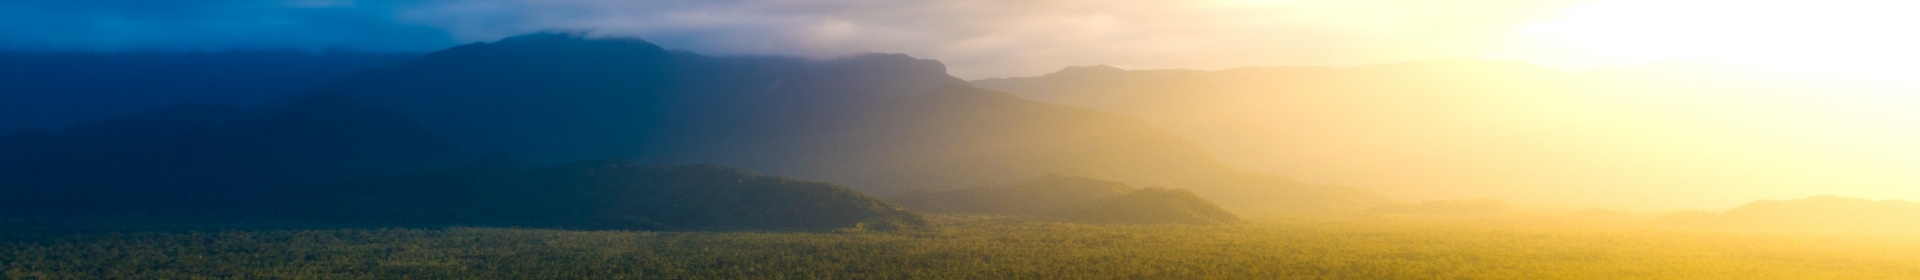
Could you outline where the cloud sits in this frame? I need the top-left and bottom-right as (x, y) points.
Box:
(0, 0), (1590, 78)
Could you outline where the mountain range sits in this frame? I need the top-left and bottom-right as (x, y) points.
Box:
(0, 93), (927, 231)
(0, 50), (417, 134)
(891, 174), (1239, 225)
(0, 32), (1384, 231)
(973, 60), (1919, 209)
(1659, 196), (1920, 234)
(307, 33), (1384, 211)
(303, 158), (930, 231)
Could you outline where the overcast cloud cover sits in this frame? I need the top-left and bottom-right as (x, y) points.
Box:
(0, 0), (1588, 78)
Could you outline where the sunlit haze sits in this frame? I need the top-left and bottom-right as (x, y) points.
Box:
(8, 0), (1920, 277)
(2, 0), (1917, 210)
(1507, 0), (1920, 86)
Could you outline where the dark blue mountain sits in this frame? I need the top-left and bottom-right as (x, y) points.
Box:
(309, 33), (1385, 211)
(0, 50), (417, 134)
(0, 93), (470, 216)
(890, 174), (1239, 225)
(301, 159), (928, 231)
(2, 33), (1385, 218)
(315, 33), (961, 164)
(0, 92), (928, 231)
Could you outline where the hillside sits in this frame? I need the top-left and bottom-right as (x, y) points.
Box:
(0, 94), (470, 216)
(310, 33), (1385, 211)
(891, 175), (1238, 225)
(1365, 199), (1513, 216)
(1658, 196), (1920, 234)
(0, 51), (416, 134)
(302, 159), (928, 231)
(971, 61), (1920, 209)
(313, 33), (962, 164)
(0, 93), (925, 231)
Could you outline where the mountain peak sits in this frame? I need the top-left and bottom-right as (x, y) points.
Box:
(1049, 65), (1128, 76)
(495, 32), (590, 43)
(491, 32), (664, 49)
(420, 32), (672, 64)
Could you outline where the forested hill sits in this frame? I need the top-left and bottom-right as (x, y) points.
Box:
(0, 93), (471, 216)
(0, 93), (926, 231)
(970, 61), (1917, 209)
(890, 174), (1240, 225)
(0, 32), (1386, 216)
(313, 32), (964, 164)
(1660, 196), (1920, 234)
(302, 158), (929, 231)
(0, 51), (417, 134)
(309, 32), (1385, 211)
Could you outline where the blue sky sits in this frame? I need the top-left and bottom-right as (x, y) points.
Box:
(0, 0), (455, 52)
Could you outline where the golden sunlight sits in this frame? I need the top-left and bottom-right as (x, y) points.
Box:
(1519, 0), (1920, 84)
(12, 1), (1920, 278)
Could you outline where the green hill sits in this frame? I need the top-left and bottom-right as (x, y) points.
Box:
(303, 159), (929, 232)
(311, 33), (1386, 212)
(971, 61), (1918, 209)
(1366, 199), (1513, 216)
(891, 175), (1236, 225)
(1659, 196), (1920, 234)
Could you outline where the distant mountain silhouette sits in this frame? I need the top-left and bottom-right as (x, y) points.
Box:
(0, 50), (417, 134)
(1063, 188), (1239, 225)
(891, 174), (1136, 215)
(1365, 199), (1513, 216)
(314, 33), (962, 164)
(1659, 196), (1920, 234)
(299, 159), (928, 231)
(890, 175), (1238, 225)
(0, 94), (470, 216)
(309, 33), (1384, 211)
(970, 60), (1919, 209)
(0, 93), (925, 231)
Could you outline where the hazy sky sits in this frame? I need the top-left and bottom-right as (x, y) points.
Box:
(5, 0), (1917, 80)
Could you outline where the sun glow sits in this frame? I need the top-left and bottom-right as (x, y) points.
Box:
(1517, 0), (1920, 85)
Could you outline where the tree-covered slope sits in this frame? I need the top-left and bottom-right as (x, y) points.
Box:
(1658, 196), (1920, 234)
(0, 92), (925, 232)
(891, 175), (1237, 225)
(0, 50), (417, 134)
(305, 159), (929, 231)
(0, 94), (470, 216)
(971, 61), (1920, 209)
(309, 33), (1384, 211)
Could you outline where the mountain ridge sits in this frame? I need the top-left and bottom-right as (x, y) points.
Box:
(309, 33), (1385, 211)
(970, 59), (1917, 210)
